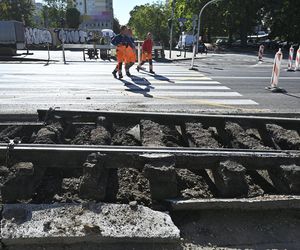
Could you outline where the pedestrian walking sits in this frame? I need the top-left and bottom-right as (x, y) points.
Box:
(258, 44), (264, 62)
(111, 26), (134, 79)
(137, 32), (155, 74)
(124, 28), (136, 77)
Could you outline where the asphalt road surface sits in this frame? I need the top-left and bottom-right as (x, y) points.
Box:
(179, 52), (300, 114)
(0, 50), (299, 115)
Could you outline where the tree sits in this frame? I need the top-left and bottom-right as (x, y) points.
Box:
(41, 0), (67, 28)
(66, 7), (80, 28)
(126, 0), (300, 46)
(0, 0), (34, 26)
(263, 0), (300, 43)
(173, 0), (264, 45)
(128, 3), (170, 45)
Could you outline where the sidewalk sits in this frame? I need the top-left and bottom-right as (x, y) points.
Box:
(163, 49), (209, 62)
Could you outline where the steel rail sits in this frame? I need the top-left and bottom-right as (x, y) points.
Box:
(37, 109), (300, 129)
(0, 122), (44, 129)
(0, 143), (299, 154)
(166, 196), (300, 211)
(1, 144), (299, 170)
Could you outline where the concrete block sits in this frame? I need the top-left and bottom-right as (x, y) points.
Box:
(79, 153), (109, 200)
(212, 160), (249, 198)
(143, 155), (177, 200)
(269, 165), (300, 194)
(1, 203), (180, 246)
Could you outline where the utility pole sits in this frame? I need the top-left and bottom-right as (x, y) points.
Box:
(169, 0), (176, 59)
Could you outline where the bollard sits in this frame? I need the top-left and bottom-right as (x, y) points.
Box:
(266, 48), (286, 93)
(258, 44), (264, 62)
(295, 46), (300, 71)
(287, 45), (295, 71)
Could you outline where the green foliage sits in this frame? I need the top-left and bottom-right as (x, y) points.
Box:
(132, 0), (299, 45)
(263, 0), (300, 42)
(41, 0), (67, 28)
(66, 7), (80, 28)
(128, 2), (170, 45)
(0, 0), (34, 26)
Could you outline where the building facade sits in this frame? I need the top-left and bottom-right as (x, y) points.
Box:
(74, 0), (113, 30)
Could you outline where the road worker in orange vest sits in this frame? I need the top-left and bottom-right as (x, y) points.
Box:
(111, 26), (134, 79)
(137, 32), (155, 74)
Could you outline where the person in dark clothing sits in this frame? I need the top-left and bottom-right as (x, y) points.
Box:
(111, 26), (134, 79)
(137, 32), (155, 74)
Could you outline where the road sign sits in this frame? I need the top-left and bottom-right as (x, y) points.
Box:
(178, 18), (187, 23)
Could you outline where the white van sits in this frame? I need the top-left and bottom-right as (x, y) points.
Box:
(176, 34), (196, 51)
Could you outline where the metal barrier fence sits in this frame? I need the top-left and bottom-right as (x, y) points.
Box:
(62, 42), (164, 64)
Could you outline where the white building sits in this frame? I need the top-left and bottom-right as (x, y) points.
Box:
(74, 0), (113, 30)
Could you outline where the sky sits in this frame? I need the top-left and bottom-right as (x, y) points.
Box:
(35, 0), (164, 25)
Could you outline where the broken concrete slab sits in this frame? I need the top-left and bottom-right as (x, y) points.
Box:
(184, 122), (220, 148)
(1, 203), (180, 246)
(266, 124), (300, 150)
(126, 124), (141, 142)
(140, 120), (182, 147)
(212, 160), (249, 198)
(90, 126), (111, 145)
(1, 162), (45, 203)
(225, 122), (268, 150)
(33, 123), (63, 144)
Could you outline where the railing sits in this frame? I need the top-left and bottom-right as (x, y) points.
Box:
(62, 42), (164, 63)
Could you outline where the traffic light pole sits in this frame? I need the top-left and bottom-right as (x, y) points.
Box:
(169, 0), (176, 59)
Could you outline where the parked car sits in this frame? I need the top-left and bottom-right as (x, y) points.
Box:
(215, 38), (229, 46)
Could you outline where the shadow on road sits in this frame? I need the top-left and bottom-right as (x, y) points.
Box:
(120, 79), (153, 98)
(129, 75), (154, 89)
(282, 92), (300, 99)
(140, 71), (174, 83)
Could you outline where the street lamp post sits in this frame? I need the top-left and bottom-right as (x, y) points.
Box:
(190, 0), (221, 69)
(60, 18), (66, 64)
(169, 0), (176, 59)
